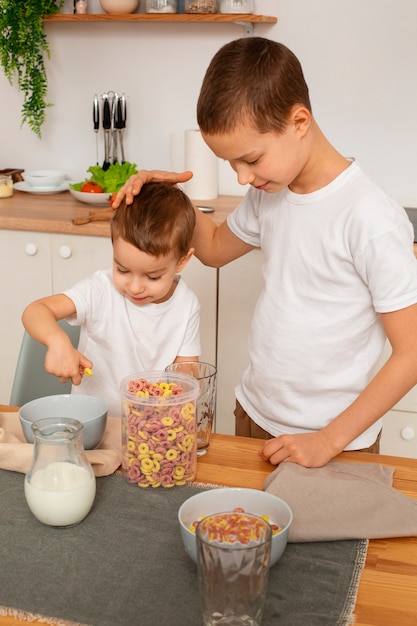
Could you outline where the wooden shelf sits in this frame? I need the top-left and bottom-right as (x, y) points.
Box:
(43, 13), (277, 35)
(44, 13), (276, 23)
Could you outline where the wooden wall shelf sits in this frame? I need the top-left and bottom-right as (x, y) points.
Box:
(43, 13), (277, 35)
(44, 14), (277, 24)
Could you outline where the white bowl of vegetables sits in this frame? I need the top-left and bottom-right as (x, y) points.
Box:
(69, 162), (137, 206)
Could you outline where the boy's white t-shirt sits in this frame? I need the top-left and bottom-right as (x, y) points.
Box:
(64, 269), (200, 417)
(228, 161), (417, 449)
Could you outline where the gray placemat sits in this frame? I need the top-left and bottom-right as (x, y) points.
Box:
(0, 470), (367, 626)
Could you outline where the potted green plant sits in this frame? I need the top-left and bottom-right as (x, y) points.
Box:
(0, 0), (63, 137)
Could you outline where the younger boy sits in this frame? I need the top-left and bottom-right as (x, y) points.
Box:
(22, 182), (200, 417)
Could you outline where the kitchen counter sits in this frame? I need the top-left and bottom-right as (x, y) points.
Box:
(0, 190), (240, 236)
(2, 191), (417, 258)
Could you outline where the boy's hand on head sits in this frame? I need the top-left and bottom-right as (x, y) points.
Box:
(112, 169), (193, 209)
(259, 431), (339, 468)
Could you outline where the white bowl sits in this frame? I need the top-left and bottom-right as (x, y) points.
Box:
(22, 170), (66, 189)
(100, 0), (139, 13)
(19, 394), (108, 450)
(69, 186), (112, 206)
(178, 487), (292, 567)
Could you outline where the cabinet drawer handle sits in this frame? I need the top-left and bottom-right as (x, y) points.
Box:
(24, 243), (38, 256)
(401, 427), (415, 441)
(58, 245), (72, 259)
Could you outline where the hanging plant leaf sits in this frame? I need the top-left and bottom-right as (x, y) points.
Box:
(0, 0), (63, 137)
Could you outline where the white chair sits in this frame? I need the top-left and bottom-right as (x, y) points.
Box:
(10, 320), (80, 406)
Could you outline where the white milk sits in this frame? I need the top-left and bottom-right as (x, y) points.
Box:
(24, 461), (96, 527)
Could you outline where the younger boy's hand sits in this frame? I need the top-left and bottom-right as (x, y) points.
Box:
(112, 169), (193, 209)
(259, 431), (339, 468)
(44, 344), (93, 387)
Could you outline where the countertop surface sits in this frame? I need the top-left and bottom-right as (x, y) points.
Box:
(2, 191), (417, 260)
(0, 190), (241, 236)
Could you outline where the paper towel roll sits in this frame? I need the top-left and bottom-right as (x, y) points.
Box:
(183, 129), (218, 200)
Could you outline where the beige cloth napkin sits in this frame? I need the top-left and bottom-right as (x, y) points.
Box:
(0, 411), (122, 477)
(264, 461), (417, 543)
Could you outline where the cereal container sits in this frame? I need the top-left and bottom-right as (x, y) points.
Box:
(121, 371), (200, 488)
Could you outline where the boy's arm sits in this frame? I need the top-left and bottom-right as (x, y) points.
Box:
(192, 206), (254, 268)
(261, 302), (417, 468)
(22, 294), (92, 386)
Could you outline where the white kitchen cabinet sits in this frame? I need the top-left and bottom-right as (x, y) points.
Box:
(380, 409), (417, 458)
(0, 230), (52, 402)
(216, 249), (264, 434)
(0, 230), (216, 403)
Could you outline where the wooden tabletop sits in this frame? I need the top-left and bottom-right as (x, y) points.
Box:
(0, 190), (240, 236)
(1, 433), (416, 626)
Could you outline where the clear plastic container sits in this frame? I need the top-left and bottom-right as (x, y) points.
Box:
(146, 0), (178, 12)
(184, 0), (217, 13)
(219, 0), (254, 12)
(121, 371), (199, 488)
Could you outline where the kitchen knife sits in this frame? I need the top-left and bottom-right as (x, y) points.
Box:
(111, 93), (118, 164)
(116, 93), (126, 164)
(93, 94), (100, 165)
(102, 94), (111, 171)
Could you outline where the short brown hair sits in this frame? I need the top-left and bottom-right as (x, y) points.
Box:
(111, 182), (195, 259)
(197, 37), (311, 135)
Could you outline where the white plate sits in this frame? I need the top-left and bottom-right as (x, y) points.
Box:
(69, 186), (112, 206)
(14, 181), (69, 195)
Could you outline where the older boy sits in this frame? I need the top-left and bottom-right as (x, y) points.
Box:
(115, 38), (417, 467)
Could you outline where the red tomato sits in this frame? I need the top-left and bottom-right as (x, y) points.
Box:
(81, 181), (104, 193)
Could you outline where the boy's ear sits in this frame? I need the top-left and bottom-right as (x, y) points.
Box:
(176, 248), (195, 272)
(290, 105), (311, 136)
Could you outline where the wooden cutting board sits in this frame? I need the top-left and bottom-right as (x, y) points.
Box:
(72, 208), (113, 225)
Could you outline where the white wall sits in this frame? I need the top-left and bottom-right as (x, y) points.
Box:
(1, 0), (417, 204)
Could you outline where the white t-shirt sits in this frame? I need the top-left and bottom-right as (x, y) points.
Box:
(64, 269), (200, 417)
(228, 161), (417, 449)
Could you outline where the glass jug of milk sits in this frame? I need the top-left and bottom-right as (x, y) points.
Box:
(24, 417), (96, 527)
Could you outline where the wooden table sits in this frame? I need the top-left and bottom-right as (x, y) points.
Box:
(1, 433), (416, 625)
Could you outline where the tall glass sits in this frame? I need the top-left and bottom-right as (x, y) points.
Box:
(196, 511), (272, 625)
(165, 361), (216, 455)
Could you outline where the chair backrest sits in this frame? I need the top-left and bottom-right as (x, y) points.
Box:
(9, 320), (81, 407)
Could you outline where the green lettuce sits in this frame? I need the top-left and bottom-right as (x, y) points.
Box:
(70, 162), (138, 193)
